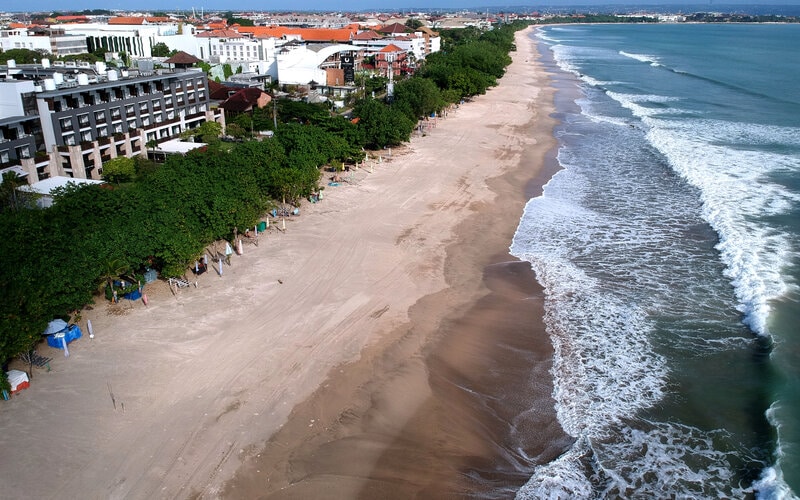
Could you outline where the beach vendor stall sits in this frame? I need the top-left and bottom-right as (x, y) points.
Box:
(42, 319), (82, 353)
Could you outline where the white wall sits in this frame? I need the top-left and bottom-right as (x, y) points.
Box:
(0, 81), (34, 118)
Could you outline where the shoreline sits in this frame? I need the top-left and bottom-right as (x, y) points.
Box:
(223, 28), (568, 498)
(0, 27), (564, 499)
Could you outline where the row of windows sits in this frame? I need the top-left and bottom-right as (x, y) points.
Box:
(0, 145), (33, 163)
(59, 92), (206, 130)
(50, 81), (206, 111)
(61, 105), (206, 145)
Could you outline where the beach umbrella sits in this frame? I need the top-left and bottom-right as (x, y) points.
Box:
(43, 319), (68, 335)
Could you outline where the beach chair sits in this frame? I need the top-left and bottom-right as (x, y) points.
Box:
(168, 277), (190, 288)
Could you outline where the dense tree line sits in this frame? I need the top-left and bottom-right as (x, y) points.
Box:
(536, 14), (658, 24)
(0, 21), (524, 389)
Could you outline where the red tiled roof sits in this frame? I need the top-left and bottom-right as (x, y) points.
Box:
(55, 15), (89, 22)
(208, 80), (237, 100)
(109, 17), (146, 25)
(164, 51), (201, 64)
(220, 88), (270, 113)
(379, 43), (404, 53)
(238, 26), (356, 43)
(377, 23), (409, 35)
(196, 29), (243, 38)
(352, 30), (382, 41)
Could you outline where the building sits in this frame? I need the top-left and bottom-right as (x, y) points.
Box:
(375, 44), (410, 77)
(1, 60), (223, 183)
(0, 26), (88, 56)
(275, 42), (360, 87)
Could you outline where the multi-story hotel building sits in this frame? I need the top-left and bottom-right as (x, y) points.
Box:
(1, 60), (223, 183)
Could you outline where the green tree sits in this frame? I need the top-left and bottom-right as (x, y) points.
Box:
(393, 77), (444, 121)
(151, 42), (172, 57)
(193, 121), (222, 144)
(226, 122), (249, 140)
(353, 98), (415, 149)
(0, 48), (43, 64)
(102, 156), (136, 184)
(0, 171), (37, 212)
(222, 63), (234, 80)
(405, 18), (423, 30)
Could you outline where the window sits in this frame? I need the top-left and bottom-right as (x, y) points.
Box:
(126, 105), (135, 115)
(79, 114), (90, 127)
(64, 134), (76, 146)
(82, 131), (92, 142)
(60, 117), (73, 130)
(94, 111), (106, 123)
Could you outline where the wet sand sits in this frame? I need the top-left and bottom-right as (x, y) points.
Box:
(223, 28), (571, 499)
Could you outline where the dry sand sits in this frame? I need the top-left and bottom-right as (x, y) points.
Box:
(0, 27), (566, 499)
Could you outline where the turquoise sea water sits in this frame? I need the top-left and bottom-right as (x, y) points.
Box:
(511, 24), (800, 498)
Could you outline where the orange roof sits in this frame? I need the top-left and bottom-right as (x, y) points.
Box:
(238, 26), (356, 43)
(146, 16), (171, 23)
(380, 44), (404, 53)
(197, 29), (243, 38)
(8, 22), (28, 28)
(207, 22), (228, 30)
(109, 17), (146, 25)
(352, 30), (382, 41)
(55, 15), (88, 21)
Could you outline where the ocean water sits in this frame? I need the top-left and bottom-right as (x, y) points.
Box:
(511, 24), (800, 498)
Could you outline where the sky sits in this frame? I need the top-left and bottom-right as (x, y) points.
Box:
(6, 0), (798, 14)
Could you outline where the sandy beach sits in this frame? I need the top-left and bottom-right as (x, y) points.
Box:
(0, 27), (565, 499)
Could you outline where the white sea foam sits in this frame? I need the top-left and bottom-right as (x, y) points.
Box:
(551, 44), (624, 88)
(619, 50), (661, 66)
(604, 92), (800, 337)
(754, 403), (800, 500)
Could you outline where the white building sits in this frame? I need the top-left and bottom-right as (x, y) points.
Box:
(195, 29), (280, 80)
(275, 42), (359, 87)
(0, 27), (87, 56)
(56, 21), (198, 59)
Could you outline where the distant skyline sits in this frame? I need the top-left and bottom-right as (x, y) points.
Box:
(5, 1), (800, 14)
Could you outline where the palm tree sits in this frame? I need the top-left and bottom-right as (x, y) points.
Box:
(0, 171), (28, 212)
(98, 257), (129, 300)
